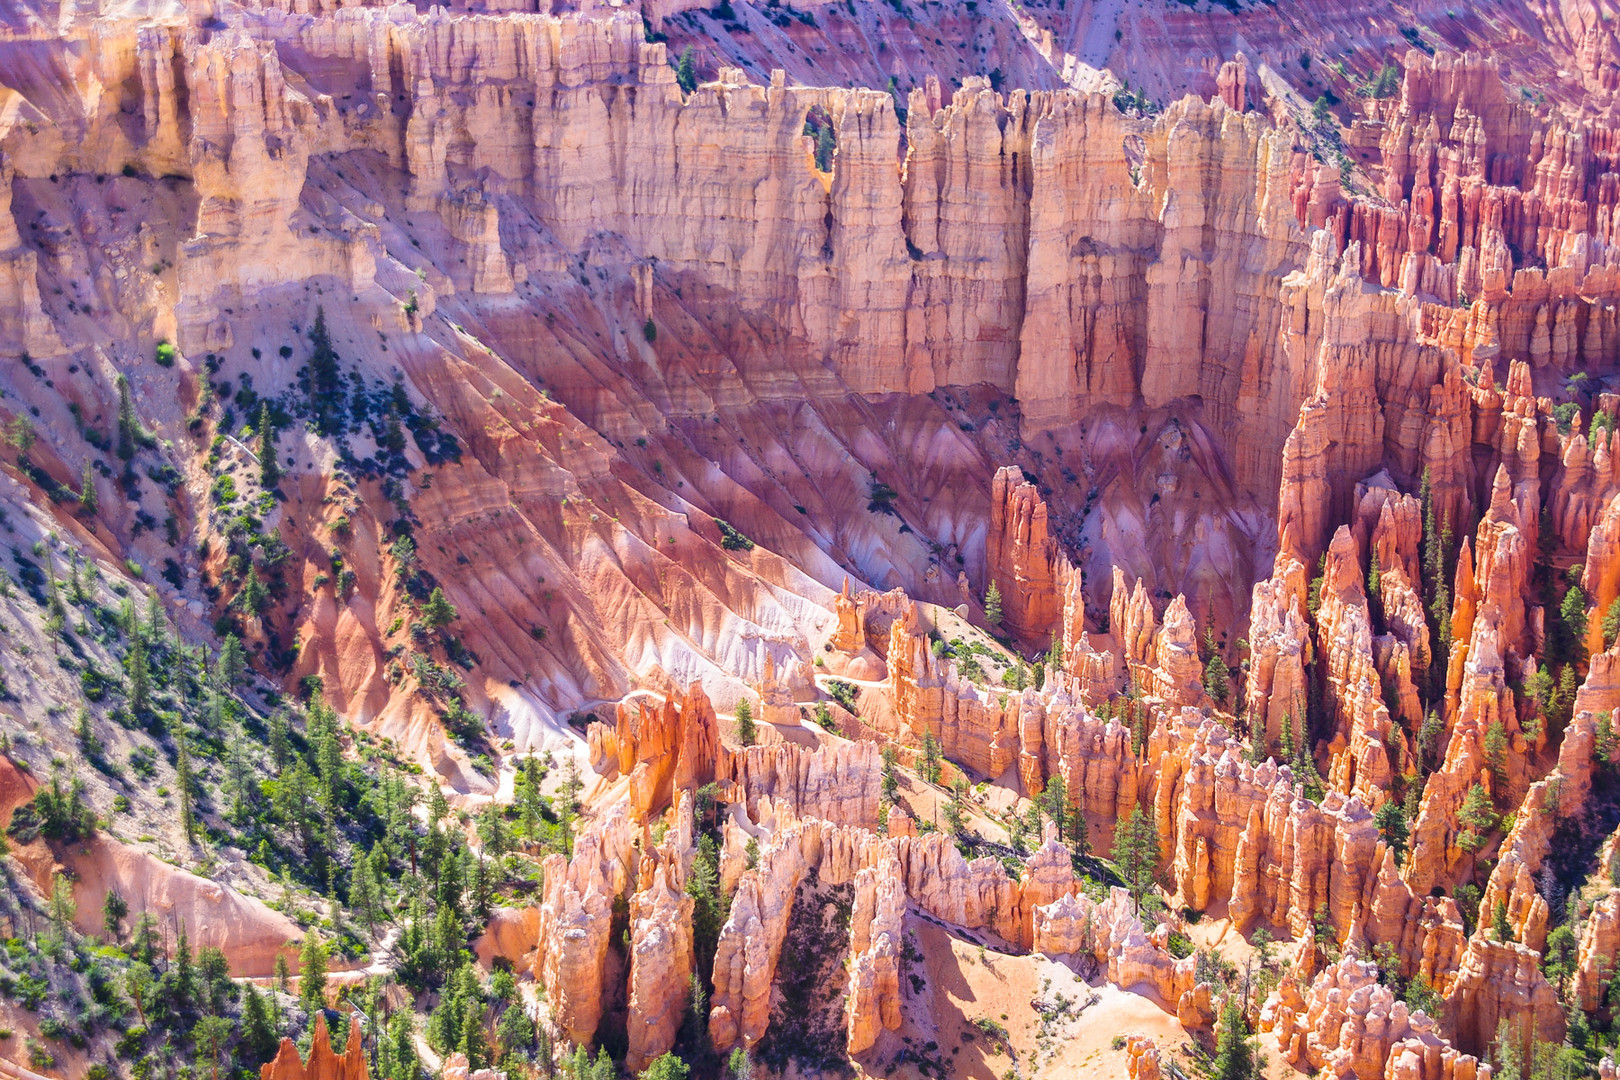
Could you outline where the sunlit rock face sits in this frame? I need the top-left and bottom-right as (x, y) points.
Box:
(11, 2), (1620, 1078)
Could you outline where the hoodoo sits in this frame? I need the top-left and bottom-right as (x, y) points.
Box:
(1, 1), (1620, 1079)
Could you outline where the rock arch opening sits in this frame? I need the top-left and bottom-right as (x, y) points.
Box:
(1123, 134), (1146, 187)
(803, 104), (837, 176)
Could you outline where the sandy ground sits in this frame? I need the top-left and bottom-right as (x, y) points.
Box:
(855, 915), (1194, 1080)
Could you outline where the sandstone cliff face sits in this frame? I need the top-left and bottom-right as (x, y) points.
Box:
(12, 818), (303, 977)
(1030, 885), (1199, 1008)
(260, 1015), (368, 1080)
(987, 464), (1073, 644)
(0, 0), (1575, 794)
(721, 738), (882, 828)
(1243, 550), (1311, 753)
(1447, 937), (1565, 1061)
(708, 814), (873, 1051)
(1314, 524), (1399, 803)
(1478, 709), (1605, 954)
(1575, 888), (1620, 1014)
(12, 0), (1620, 771)
(625, 864), (695, 1072)
(700, 793), (1196, 1054)
(1259, 957), (1486, 1080)
(588, 684), (719, 820)
(845, 852), (904, 1053)
(16, 0), (1620, 1074)
(535, 805), (638, 1045)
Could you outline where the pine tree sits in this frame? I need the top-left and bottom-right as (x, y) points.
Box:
(1420, 468), (1439, 585)
(638, 1055), (691, 1080)
(1551, 664), (1579, 730)
(1210, 994), (1264, 1080)
(734, 697), (756, 746)
(116, 375), (140, 460)
(1561, 583), (1589, 658)
(383, 1012), (418, 1080)
(421, 586), (458, 630)
(3, 415), (33, 457)
(102, 889), (127, 942)
(880, 744), (899, 802)
(257, 401), (281, 489)
(1431, 580), (1453, 697)
(815, 122), (835, 172)
(1596, 709), (1619, 767)
(1457, 783), (1498, 859)
(1248, 726), (1268, 765)
(1039, 774), (1069, 843)
(1110, 805), (1161, 902)
(175, 721), (196, 844)
(47, 871), (75, 941)
(66, 551), (85, 605)
(128, 912), (159, 967)
(75, 707), (101, 758)
(1492, 1017), (1528, 1080)
(676, 47), (697, 94)
(1291, 726), (1324, 802)
(242, 984), (279, 1062)
(1374, 799), (1409, 866)
(226, 719), (253, 824)
(459, 1000), (490, 1069)
(1204, 649), (1229, 707)
(308, 307), (341, 434)
(122, 961), (154, 1026)
(1307, 553), (1326, 617)
(172, 921), (195, 1007)
(127, 615), (150, 716)
(269, 710), (292, 771)
(382, 406), (407, 459)
(1417, 709), (1443, 773)
(351, 860), (378, 935)
(299, 934), (329, 1017)
(683, 970), (708, 1058)
(686, 842), (725, 977)
(1492, 899), (1513, 942)
(944, 776), (968, 836)
(920, 731), (942, 784)
(218, 633), (246, 690)
(984, 580), (1003, 626)
(239, 565), (268, 616)
(78, 460), (97, 517)
(43, 548), (65, 641)
(1483, 719), (1509, 791)
(496, 999), (534, 1062)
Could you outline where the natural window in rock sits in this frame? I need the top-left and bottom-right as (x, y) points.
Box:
(1123, 134), (1146, 187)
(803, 104), (837, 174)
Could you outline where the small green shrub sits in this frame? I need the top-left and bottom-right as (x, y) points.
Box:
(714, 518), (754, 551)
(826, 680), (858, 713)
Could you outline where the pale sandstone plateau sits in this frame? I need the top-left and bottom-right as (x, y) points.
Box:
(1, 0), (1620, 1078)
